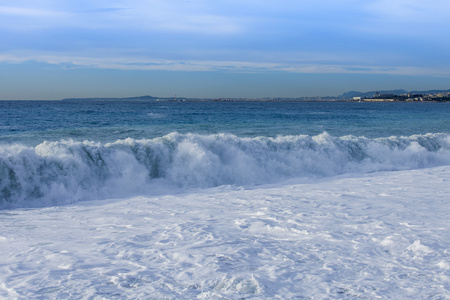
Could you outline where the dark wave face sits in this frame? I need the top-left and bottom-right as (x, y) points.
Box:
(1, 132), (449, 209)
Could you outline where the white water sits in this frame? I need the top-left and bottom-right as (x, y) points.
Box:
(1, 132), (450, 209)
(0, 166), (449, 298)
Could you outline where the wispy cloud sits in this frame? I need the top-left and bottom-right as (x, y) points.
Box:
(1, 1), (449, 76)
(0, 5), (69, 30)
(0, 1), (243, 34)
(365, 0), (449, 20)
(119, 1), (243, 34)
(1, 50), (449, 77)
(0, 6), (58, 17)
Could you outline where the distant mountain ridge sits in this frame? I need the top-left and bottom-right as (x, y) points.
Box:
(340, 89), (450, 99)
(62, 95), (159, 101)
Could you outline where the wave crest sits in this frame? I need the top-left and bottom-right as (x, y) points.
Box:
(1, 132), (449, 208)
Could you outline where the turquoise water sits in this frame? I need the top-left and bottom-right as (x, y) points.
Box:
(1, 100), (449, 145)
(1, 100), (449, 208)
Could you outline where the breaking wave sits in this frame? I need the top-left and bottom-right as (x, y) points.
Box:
(1, 132), (449, 208)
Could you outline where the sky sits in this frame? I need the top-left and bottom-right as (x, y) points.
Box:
(1, 0), (449, 99)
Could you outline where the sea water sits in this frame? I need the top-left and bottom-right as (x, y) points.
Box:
(0, 100), (449, 298)
(1, 100), (449, 144)
(1, 100), (449, 208)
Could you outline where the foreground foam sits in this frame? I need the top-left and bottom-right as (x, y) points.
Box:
(1, 132), (449, 208)
(0, 166), (449, 298)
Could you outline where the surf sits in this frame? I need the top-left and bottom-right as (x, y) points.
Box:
(1, 132), (449, 208)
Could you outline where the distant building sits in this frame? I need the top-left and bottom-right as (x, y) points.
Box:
(364, 98), (394, 102)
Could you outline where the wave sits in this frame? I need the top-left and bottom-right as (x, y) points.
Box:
(1, 132), (449, 208)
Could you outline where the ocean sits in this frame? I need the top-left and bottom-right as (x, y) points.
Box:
(0, 100), (449, 298)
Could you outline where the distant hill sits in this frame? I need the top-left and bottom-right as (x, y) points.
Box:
(62, 95), (158, 101)
(410, 89), (450, 94)
(340, 89), (450, 99)
(339, 90), (408, 99)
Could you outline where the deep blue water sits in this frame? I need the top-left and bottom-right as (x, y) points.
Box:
(1, 100), (449, 145)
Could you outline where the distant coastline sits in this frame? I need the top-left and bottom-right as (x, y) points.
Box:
(60, 89), (450, 102)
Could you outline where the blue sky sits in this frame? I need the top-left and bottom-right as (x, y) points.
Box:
(1, 0), (449, 99)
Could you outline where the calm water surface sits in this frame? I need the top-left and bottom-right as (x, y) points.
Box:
(0, 100), (449, 145)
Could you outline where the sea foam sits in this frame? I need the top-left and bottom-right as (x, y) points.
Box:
(1, 132), (449, 208)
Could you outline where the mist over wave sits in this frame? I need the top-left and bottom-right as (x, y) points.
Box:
(1, 132), (449, 208)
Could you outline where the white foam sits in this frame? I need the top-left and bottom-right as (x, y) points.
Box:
(1, 132), (449, 208)
(0, 166), (448, 298)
